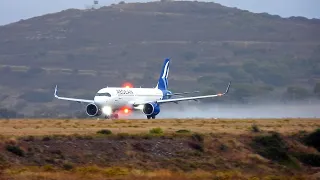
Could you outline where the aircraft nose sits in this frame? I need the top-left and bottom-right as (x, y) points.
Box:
(94, 96), (107, 106)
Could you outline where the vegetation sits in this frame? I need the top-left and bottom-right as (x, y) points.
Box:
(176, 129), (191, 134)
(0, 118), (319, 179)
(5, 145), (24, 157)
(295, 153), (320, 167)
(149, 127), (164, 135)
(303, 128), (320, 151)
(250, 124), (260, 133)
(251, 133), (291, 164)
(63, 162), (74, 171)
(96, 129), (113, 135)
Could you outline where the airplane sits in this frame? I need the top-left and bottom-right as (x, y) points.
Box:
(54, 58), (231, 119)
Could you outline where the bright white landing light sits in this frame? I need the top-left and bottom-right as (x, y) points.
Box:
(102, 106), (112, 115)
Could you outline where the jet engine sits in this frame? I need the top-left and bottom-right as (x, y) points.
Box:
(86, 103), (101, 117)
(143, 103), (160, 116)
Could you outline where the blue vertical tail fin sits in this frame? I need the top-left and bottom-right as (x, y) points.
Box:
(156, 58), (170, 90)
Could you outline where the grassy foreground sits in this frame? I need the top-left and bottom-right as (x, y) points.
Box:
(0, 118), (319, 136)
(0, 118), (320, 180)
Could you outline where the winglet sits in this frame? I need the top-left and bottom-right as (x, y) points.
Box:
(224, 81), (231, 95)
(54, 85), (58, 98)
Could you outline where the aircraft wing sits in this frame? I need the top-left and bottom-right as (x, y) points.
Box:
(172, 91), (200, 96)
(54, 85), (94, 103)
(133, 82), (230, 106)
(157, 82), (230, 104)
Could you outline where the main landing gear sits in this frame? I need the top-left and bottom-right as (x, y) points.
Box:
(104, 113), (119, 119)
(147, 115), (156, 119)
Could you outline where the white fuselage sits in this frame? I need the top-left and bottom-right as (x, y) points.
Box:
(93, 87), (163, 111)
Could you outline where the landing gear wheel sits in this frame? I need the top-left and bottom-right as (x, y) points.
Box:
(147, 115), (156, 119)
(104, 113), (119, 119)
(111, 113), (119, 119)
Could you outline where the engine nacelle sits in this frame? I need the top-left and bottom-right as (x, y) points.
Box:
(143, 103), (160, 116)
(86, 103), (101, 117)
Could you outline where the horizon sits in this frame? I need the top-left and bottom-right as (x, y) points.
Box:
(0, 0), (319, 26)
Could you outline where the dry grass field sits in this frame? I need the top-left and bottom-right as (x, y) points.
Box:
(0, 118), (320, 180)
(0, 118), (319, 136)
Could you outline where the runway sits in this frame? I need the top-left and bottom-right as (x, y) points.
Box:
(129, 102), (320, 119)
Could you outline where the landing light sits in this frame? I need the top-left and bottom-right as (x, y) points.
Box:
(102, 106), (112, 115)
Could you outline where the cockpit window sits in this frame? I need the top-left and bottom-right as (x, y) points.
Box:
(96, 93), (111, 97)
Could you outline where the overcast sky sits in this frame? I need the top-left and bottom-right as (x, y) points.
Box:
(0, 0), (319, 25)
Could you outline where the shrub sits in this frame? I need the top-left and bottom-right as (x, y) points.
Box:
(116, 133), (130, 139)
(251, 124), (260, 133)
(6, 145), (24, 157)
(149, 127), (164, 135)
(191, 133), (204, 143)
(251, 133), (290, 163)
(23, 136), (35, 142)
(188, 133), (205, 152)
(188, 142), (204, 152)
(220, 144), (228, 151)
(63, 162), (74, 171)
(303, 129), (320, 151)
(43, 164), (55, 172)
(97, 129), (112, 135)
(176, 129), (191, 134)
(42, 136), (51, 141)
(295, 153), (320, 167)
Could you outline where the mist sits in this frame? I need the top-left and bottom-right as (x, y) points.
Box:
(128, 101), (320, 119)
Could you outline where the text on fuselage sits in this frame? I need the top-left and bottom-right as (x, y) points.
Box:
(116, 89), (134, 95)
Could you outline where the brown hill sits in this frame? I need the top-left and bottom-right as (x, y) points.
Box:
(0, 1), (319, 116)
